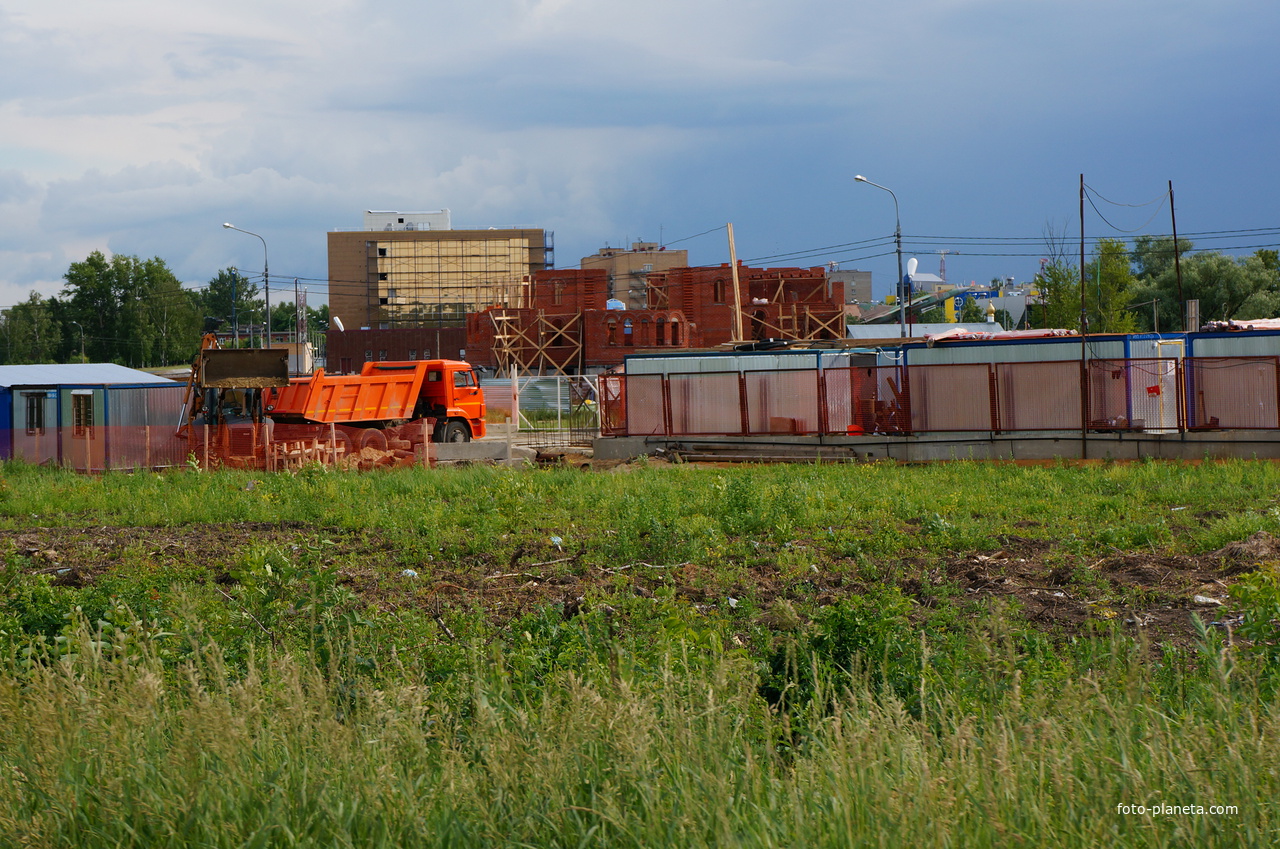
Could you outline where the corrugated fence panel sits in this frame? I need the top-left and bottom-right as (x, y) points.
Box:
(564, 355), (1280, 439)
(624, 375), (667, 435)
(744, 370), (820, 434)
(1086, 359), (1137, 430)
(1185, 357), (1280, 429)
(996, 361), (1081, 431)
(1087, 359), (1180, 431)
(822, 366), (880, 434)
(103, 426), (190, 469)
(670, 372), (743, 435)
(102, 385), (195, 469)
(907, 363), (994, 432)
(874, 366), (911, 433)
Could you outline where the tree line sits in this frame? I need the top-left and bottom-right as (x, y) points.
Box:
(0, 252), (328, 367)
(919, 236), (1279, 332)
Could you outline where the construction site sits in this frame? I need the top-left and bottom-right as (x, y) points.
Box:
(463, 262), (851, 375)
(5, 211), (1280, 472)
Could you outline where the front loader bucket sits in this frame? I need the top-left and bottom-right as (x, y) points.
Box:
(200, 349), (291, 389)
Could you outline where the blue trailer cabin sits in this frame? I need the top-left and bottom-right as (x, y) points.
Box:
(0, 364), (184, 470)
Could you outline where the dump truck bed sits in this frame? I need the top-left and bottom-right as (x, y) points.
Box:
(269, 362), (433, 424)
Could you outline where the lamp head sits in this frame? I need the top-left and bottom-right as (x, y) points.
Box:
(854, 175), (867, 182)
(222, 222), (233, 229)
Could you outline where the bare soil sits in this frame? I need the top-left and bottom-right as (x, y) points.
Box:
(5, 519), (1275, 651)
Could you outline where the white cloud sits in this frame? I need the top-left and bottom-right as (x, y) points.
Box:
(1, 0), (1278, 306)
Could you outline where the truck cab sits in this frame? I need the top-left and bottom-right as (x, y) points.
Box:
(416, 361), (487, 442)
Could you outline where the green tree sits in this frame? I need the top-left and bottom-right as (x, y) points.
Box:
(958, 297), (985, 324)
(60, 251), (201, 366)
(307, 303), (329, 335)
(200, 269), (263, 345)
(60, 251), (118, 362)
(1130, 249), (1279, 330)
(918, 305), (945, 324)
(1082, 239), (1137, 333)
(1131, 235), (1194, 281)
(0, 293), (61, 364)
(144, 264), (203, 366)
(1029, 260), (1081, 330)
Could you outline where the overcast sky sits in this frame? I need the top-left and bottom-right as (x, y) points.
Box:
(3, 0), (1278, 308)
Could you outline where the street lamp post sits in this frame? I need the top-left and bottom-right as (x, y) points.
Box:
(854, 175), (906, 338)
(223, 223), (269, 348)
(69, 320), (84, 362)
(228, 266), (239, 347)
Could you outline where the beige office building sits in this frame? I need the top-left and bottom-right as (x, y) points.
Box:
(580, 242), (689, 309)
(328, 212), (551, 330)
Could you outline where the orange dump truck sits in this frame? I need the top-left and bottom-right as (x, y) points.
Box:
(266, 359), (487, 445)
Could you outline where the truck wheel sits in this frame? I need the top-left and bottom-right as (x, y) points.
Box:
(357, 428), (388, 451)
(438, 421), (470, 443)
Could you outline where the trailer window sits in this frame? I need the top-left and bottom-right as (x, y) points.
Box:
(72, 392), (93, 438)
(23, 392), (46, 435)
(428, 370), (442, 382)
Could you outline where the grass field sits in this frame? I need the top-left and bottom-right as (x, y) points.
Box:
(0, 457), (1277, 847)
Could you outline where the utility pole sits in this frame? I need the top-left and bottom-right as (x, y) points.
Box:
(1170, 180), (1186, 328)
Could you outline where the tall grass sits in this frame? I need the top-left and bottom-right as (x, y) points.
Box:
(0, 622), (1270, 848)
(2, 459), (1279, 845)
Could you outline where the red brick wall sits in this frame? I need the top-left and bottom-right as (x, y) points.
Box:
(465, 264), (847, 371)
(528, 268), (608, 313)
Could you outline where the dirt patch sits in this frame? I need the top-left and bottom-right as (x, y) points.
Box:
(0, 523), (1263, 650)
(939, 538), (1257, 650)
(1207, 531), (1280, 574)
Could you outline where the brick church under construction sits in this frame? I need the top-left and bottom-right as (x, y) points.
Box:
(464, 263), (851, 375)
(322, 212), (853, 375)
